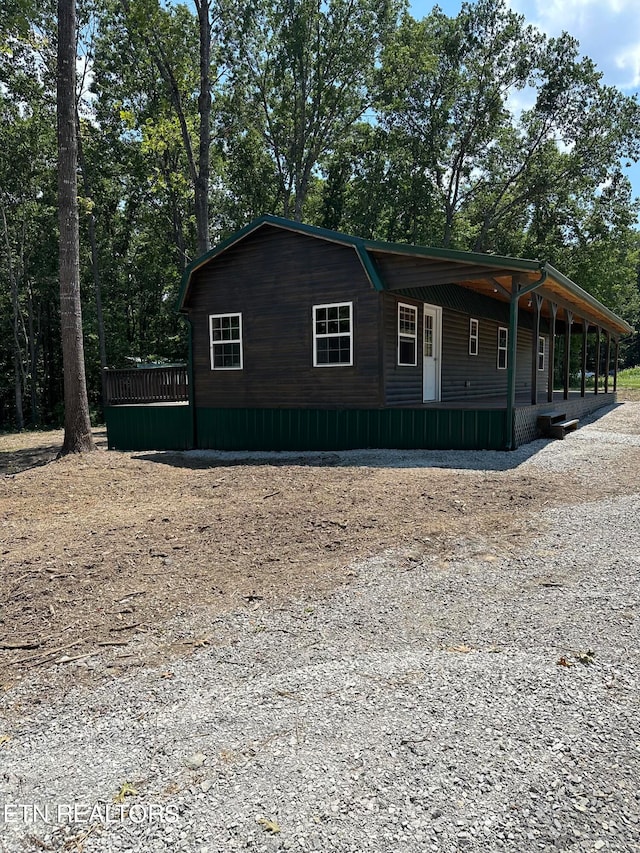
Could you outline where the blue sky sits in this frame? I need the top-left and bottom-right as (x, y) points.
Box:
(409, 0), (640, 210)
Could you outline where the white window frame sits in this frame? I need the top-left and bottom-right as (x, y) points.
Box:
(313, 301), (353, 367)
(209, 312), (243, 370)
(538, 336), (545, 371)
(497, 326), (508, 370)
(469, 318), (479, 356)
(397, 302), (418, 366)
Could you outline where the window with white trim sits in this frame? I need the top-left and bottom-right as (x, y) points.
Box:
(397, 303), (417, 366)
(209, 313), (243, 370)
(497, 326), (508, 370)
(469, 318), (479, 356)
(538, 336), (545, 371)
(424, 312), (434, 357)
(313, 302), (353, 366)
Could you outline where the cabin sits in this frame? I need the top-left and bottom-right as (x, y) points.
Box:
(104, 215), (632, 452)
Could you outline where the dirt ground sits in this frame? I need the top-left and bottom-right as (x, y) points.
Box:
(1, 397), (639, 689)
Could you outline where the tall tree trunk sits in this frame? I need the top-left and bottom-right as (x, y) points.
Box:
(57, 0), (95, 454)
(195, 0), (211, 255)
(119, 0), (213, 257)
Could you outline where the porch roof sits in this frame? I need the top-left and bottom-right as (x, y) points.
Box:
(177, 215), (633, 337)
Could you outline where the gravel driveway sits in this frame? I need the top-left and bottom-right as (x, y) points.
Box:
(1, 404), (639, 853)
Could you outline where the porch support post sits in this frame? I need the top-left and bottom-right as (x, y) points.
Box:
(531, 295), (542, 405)
(548, 302), (558, 403)
(613, 338), (619, 392)
(562, 308), (573, 400)
(563, 310), (573, 400)
(595, 327), (601, 395)
(580, 320), (588, 398)
(505, 269), (548, 450)
(604, 330), (611, 394)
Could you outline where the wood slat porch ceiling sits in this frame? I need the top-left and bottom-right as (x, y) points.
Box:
(370, 250), (627, 336)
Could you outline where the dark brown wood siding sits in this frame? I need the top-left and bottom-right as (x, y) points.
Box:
(382, 293), (540, 404)
(440, 309), (534, 401)
(185, 226), (383, 408)
(382, 293), (423, 405)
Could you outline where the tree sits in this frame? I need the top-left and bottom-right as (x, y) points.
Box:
(377, 2), (532, 247)
(114, 0), (221, 256)
(318, 122), (444, 244)
(57, 0), (95, 452)
(0, 2), (60, 430)
(229, 0), (401, 221)
(377, 0), (640, 252)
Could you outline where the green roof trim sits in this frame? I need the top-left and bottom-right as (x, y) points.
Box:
(363, 237), (541, 273)
(541, 263), (633, 335)
(176, 214), (632, 335)
(355, 243), (385, 292)
(176, 214), (391, 309)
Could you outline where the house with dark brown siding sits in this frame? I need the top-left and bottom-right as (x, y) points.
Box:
(103, 215), (632, 452)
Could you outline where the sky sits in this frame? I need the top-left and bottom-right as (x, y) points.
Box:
(409, 0), (640, 208)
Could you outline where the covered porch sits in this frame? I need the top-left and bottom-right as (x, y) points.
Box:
(383, 248), (631, 447)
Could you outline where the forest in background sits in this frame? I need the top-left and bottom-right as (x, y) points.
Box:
(2, 0), (640, 429)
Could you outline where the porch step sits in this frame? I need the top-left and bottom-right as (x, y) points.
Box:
(547, 418), (579, 440)
(537, 410), (579, 440)
(536, 410), (567, 429)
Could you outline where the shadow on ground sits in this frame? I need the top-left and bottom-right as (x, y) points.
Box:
(132, 405), (621, 473)
(133, 442), (546, 473)
(0, 429), (108, 475)
(0, 444), (61, 475)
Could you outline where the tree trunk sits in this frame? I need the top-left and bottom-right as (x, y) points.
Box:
(442, 200), (454, 248)
(195, 0), (211, 255)
(57, 0), (95, 454)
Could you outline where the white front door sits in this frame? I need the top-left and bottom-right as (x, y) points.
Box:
(423, 305), (442, 402)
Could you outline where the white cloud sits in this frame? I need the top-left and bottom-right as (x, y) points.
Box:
(615, 44), (640, 88)
(508, 0), (640, 90)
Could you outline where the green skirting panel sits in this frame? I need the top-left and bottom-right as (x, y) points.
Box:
(196, 408), (507, 451)
(105, 405), (192, 451)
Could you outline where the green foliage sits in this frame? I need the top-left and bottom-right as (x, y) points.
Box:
(617, 367), (640, 388)
(226, 0), (404, 221)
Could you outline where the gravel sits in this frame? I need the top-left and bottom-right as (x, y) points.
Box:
(1, 404), (639, 853)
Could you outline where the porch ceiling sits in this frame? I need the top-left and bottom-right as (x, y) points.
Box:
(369, 249), (631, 337)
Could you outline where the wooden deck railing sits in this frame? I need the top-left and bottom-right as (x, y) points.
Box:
(103, 366), (189, 405)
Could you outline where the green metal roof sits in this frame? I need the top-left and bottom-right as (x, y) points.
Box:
(176, 214), (633, 335)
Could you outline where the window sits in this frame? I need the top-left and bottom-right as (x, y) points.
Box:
(209, 313), (242, 370)
(538, 336), (545, 371)
(313, 302), (353, 366)
(397, 303), (417, 366)
(497, 326), (508, 370)
(469, 318), (479, 356)
(424, 312), (434, 357)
